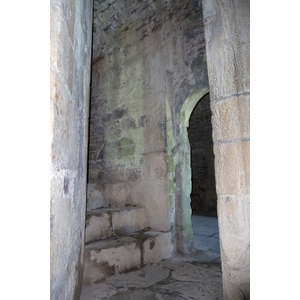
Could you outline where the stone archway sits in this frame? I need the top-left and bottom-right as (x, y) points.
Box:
(172, 86), (210, 253)
(188, 93), (217, 215)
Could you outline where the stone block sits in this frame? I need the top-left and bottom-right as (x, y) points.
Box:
(211, 94), (250, 142)
(142, 152), (167, 180)
(86, 183), (105, 209)
(117, 137), (136, 157)
(217, 194), (250, 296)
(85, 206), (148, 243)
(214, 140), (249, 196)
(50, 3), (74, 94)
(203, 2), (249, 101)
(83, 237), (141, 284)
(143, 231), (174, 264)
(99, 167), (142, 184)
(143, 126), (166, 153)
(50, 70), (72, 169)
(85, 212), (112, 243)
(106, 182), (131, 206)
(218, 195), (250, 242)
(83, 230), (174, 284)
(50, 0), (93, 298)
(131, 180), (170, 231)
(112, 207), (148, 235)
(87, 182), (131, 209)
(143, 94), (166, 127)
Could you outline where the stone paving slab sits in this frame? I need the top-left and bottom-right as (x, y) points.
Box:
(191, 215), (219, 237)
(192, 215), (220, 260)
(106, 265), (170, 289)
(160, 281), (204, 298)
(80, 254), (223, 300)
(193, 235), (220, 256)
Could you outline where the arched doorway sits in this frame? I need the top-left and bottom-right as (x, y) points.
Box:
(188, 93), (217, 215)
(173, 87), (220, 257)
(187, 93), (220, 261)
(172, 87), (209, 253)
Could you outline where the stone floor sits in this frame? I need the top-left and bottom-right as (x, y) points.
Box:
(191, 213), (220, 262)
(80, 214), (223, 300)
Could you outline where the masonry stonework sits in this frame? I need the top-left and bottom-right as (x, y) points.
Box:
(202, 0), (250, 298)
(87, 0), (209, 252)
(50, 0), (93, 299)
(50, 0), (250, 298)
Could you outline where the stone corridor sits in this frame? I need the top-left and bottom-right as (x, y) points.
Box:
(50, 0), (250, 298)
(80, 215), (223, 299)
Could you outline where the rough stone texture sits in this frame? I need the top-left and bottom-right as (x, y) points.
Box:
(80, 255), (223, 300)
(188, 93), (217, 213)
(85, 212), (112, 242)
(83, 231), (174, 284)
(50, 0), (93, 299)
(143, 231), (174, 264)
(202, 0), (250, 298)
(175, 87), (209, 253)
(192, 214), (220, 260)
(86, 4), (249, 299)
(85, 206), (149, 243)
(87, 0), (209, 254)
(83, 236), (141, 284)
(112, 206), (148, 235)
(87, 182), (132, 210)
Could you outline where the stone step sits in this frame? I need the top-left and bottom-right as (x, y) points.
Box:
(87, 183), (133, 210)
(85, 206), (148, 243)
(83, 231), (174, 284)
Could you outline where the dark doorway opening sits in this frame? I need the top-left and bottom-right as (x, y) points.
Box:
(188, 93), (217, 217)
(188, 93), (220, 260)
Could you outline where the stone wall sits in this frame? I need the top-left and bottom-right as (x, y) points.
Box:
(188, 93), (217, 213)
(202, 0), (250, 298)
(88, 0), (208, 253)
(87, 0), (208, 251)
(50, 0), (93, 299)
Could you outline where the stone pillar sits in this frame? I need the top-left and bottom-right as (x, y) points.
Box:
(50, 0), (93, 299)
(202, 0), (250, 299)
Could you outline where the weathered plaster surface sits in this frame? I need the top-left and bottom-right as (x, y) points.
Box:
(50, 0), (93, 299)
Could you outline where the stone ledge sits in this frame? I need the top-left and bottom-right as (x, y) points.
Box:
(85, 206), (148, 243)
(83, 231), (174, 284)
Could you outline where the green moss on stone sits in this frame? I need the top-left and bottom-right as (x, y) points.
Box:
(166, 100), (176, 214)
(119, 137), (135, 156)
